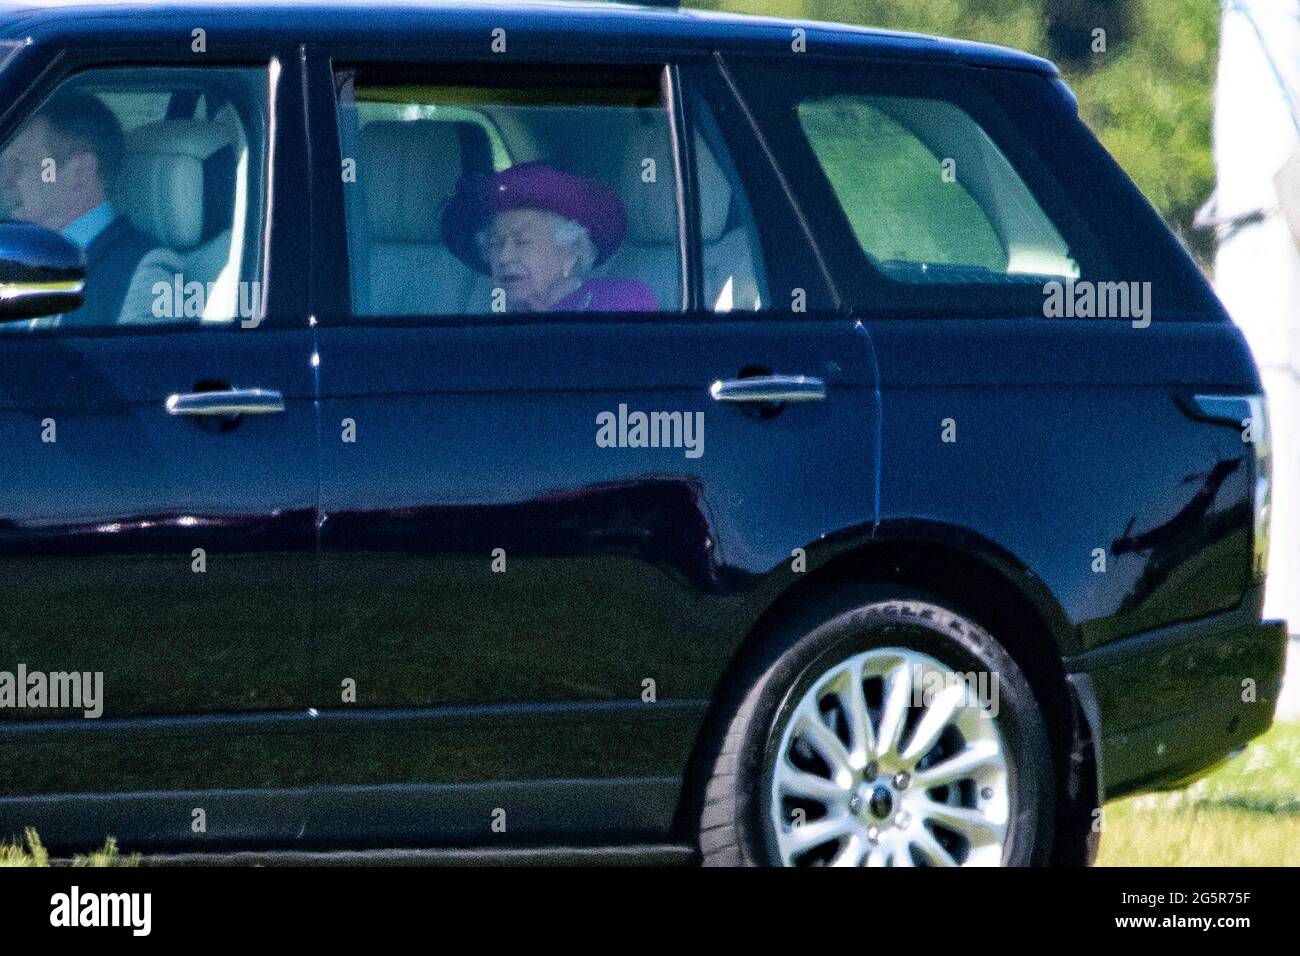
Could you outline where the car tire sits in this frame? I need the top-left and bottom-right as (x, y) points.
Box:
(698, 590), (1056, 866)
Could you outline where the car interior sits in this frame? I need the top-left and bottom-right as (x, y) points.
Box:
(114, 109), (251, 320)
(2, 71), (769, 323)
(345, 90), (768, 316)
(0, 68), (268, 326)
(796, 92), (1080, 285)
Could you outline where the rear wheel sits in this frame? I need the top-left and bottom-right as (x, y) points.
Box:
(698, 593), (1056, 867)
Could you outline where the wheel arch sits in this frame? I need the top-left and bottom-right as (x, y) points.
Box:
(677, 522), (1098, 863)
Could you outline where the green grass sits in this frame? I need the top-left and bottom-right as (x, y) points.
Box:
(1097, 720), (1300, 866)
(0, 829), (139, 867)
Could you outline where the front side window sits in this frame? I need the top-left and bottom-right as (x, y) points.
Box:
(0, 66), (268, 330)
(337, 65), (684, 317)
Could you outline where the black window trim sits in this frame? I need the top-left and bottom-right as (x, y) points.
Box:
(710, 52), (843, 315)
(665, 62), (700, 315)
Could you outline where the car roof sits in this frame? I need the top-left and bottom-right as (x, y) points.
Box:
(0, 0), (1058, 75)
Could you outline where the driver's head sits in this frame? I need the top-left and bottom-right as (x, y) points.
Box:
(1, 90), (123, 231)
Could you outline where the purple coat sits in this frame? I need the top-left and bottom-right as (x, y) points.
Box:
(552, 278), (658, 313)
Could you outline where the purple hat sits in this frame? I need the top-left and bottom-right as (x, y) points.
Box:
(440, 162), (628, 273)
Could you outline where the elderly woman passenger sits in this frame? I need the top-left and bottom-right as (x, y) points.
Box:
(441, 161), (657, 313)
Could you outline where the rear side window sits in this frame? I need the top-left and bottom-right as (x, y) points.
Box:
(336, 64), (685, 317)
(727, 57), (1222, 319)
(798, 94), (1077, 281)
(333, 63), (784, 319)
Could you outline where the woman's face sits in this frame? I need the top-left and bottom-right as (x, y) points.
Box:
(481, 208), (579, 312)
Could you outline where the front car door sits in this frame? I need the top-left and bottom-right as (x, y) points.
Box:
(0, 41), (317, 850)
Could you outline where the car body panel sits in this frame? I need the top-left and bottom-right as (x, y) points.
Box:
(0, 0), (1286, 856)
(868, 317), (1261, 654)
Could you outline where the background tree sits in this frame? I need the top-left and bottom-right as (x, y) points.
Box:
(689, 0), (1218, 264)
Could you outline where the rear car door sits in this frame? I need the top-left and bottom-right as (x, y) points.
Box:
(724, 53), (1263, 642)
(724, 54), (1281, 798)
(303, 46), (882, 847)
(0, 48), (317, 849)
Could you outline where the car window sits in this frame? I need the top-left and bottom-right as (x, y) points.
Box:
(356, 100), (512, 172)
(686, 105), (770, 313)
(0, 66), (268, 331)
(95, 91), (175, 132)
(718, 55), (1232, 320)
(336, 64), (686, 317)
(797, 94), (1078, 283)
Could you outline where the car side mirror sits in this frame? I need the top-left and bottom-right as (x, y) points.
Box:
(0, 221), (86, 321)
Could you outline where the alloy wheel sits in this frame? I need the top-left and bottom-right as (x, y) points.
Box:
(767, 647), (1010, 866)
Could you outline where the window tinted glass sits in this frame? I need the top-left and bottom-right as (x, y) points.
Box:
(798, 94), (1077, 281)
(337, 65), (683, 317)
(728, 57), (1223, 319)
(0, 66), (269, 330)
(355, 98), (512, 172)
(691, 106), (770, 312)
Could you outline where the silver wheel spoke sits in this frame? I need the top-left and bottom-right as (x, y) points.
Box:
(875, 659), (912, 760)
(794, 706), (853, 785)
(778, 813), (853, 857)
(909, 826), (959, 867)
(775, 760), (851, 804)
(837, 666), (875, 767)
(829, 833), (867, 868)
(911, 740), (1001, 790)
(917, 799), (1005, 846)
(900, 682), (965, 764)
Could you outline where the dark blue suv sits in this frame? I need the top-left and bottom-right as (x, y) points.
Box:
(0, 0), (1287, 867)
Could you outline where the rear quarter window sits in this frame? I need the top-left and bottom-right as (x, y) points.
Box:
(726, 56), (1223, 321)
(798, 94), (1077, 281)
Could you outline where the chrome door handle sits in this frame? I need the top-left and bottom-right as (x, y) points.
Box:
(709, 375), (827, 403)
(165, 388), (285, 416)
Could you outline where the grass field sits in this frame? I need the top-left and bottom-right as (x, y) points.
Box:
(1097, 720), (1300, 866)
(0, 829), (138, 868)
(4, 720), (1296, 866)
